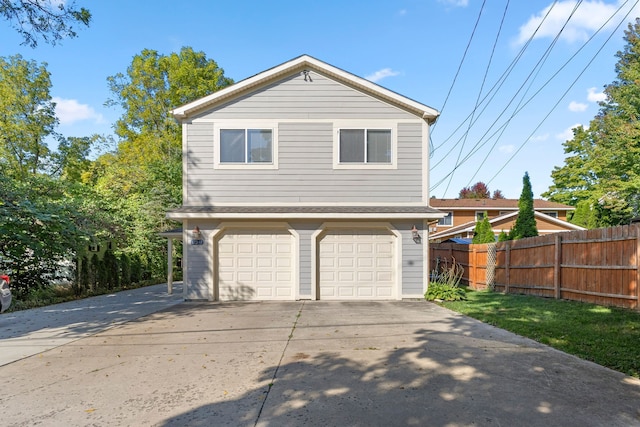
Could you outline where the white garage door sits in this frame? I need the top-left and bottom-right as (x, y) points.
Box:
(217, 230), (294, 301)
(319, 229), (396, 300)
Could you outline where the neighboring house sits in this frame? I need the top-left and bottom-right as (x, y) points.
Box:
(166, 55), (444, 301)
(429, 198), (584, 242)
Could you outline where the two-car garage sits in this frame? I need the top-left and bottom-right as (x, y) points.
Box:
(212, 224), (400, 301)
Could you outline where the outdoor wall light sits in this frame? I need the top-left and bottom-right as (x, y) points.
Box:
(190, 226), (204, 245)
(192, 226), (202, 239)
(411, 225), (422, 244)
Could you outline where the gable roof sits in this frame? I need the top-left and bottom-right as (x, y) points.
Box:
(430, 210), (585, 240)
(171, 54), (440, 123)
(429, 198), (574, 211)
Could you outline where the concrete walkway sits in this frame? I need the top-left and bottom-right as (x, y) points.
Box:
(1, 293), (639, 426)
(0, 282), (184, 366)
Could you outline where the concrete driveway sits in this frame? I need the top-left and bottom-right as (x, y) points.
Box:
(1, 291), (639, 426)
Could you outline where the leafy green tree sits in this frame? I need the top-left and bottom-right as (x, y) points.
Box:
(0, 54), (57, 179)
(105, 47), (233, 166)
(498, 230), (510, 242)
(0, 173), (86, 295)
(544, 19), (640, 226)
(472, 214), (495, 243)
(51, 135), (99, 182)
(95, 47), (233, 278)
(1, 0), (91, 47)
(510, 172), (538, 240)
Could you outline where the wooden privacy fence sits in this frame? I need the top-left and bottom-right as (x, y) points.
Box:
(429, 224), (640, 310)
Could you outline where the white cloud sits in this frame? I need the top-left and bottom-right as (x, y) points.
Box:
(514, 1), (640, 45)
(499, 144), (515, 153)
(556, 123), (584, 141)
(438, 0), (469, 7)
(569, 101), (588, 112)
(52, 97), (104, 125)
(530, 133), (550, 142)
(365, 68), (401, 83)
(587, 86), (606, 102)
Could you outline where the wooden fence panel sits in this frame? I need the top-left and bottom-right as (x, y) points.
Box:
(430, 224), (640, 309)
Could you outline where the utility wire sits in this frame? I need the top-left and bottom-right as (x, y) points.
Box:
(432, 0), (487, 134)
(430, 0), (633, 193)
(432, 0), (559, 160)
(442, 0), (510, 196)
(432, 0), (571, 188)
(464, 0), (584, 186)
(486, 0), (639, 186)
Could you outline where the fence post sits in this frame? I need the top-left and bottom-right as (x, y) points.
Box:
(554, 234), (562, 300)
(505, 241), (511, 294)
(472, 245), (477, 289)
(636, 225), (640, 311)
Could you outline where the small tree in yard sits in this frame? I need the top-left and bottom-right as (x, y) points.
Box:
(510, 172), (538, 240)
(472, 214), (496, 243)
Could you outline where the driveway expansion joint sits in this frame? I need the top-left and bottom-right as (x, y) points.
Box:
(253, 301), (305, 426)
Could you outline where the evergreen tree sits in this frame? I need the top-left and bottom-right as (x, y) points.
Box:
(472, 214), (495, 243)
(498, 230), (510, 242)
(510, 172), (538, 240)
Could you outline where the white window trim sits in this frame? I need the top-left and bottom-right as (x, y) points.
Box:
(543, 211), (558, 218)
(475, 211), (486, 221)
(214, 122), (279, 170)
(332, 122), (397, 170)
(438, 211), (453, 227)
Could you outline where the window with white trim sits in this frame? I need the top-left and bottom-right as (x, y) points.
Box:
(214, 123), (278, 169)
(543, 211), (558, 218)
(438, 211), (453, 226)
(475, 211), (486, 221)
(220, 129), (272, 163)
(339, 128), (392, 164)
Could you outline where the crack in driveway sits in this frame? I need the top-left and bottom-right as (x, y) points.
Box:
(254, 301), (305, 426)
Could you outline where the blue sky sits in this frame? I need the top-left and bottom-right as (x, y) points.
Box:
(1, 0), (639, 199)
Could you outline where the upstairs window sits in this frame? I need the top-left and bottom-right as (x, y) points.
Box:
(438, 212), (453, 226)
(543, 211), (558, 218)
(339, 129), (392, 164)
(220, 129), (273, 164)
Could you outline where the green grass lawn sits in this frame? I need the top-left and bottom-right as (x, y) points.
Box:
(440, 289), (640, 379)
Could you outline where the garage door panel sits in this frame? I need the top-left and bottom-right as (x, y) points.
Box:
(319, 229), (396, 300)
(217, 230), (294, 301)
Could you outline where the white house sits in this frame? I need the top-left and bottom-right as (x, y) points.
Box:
(166, 55), (443, 301)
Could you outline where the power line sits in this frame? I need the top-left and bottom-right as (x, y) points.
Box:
(432, 0), (559, 160)
(430, 0), (634, 194)
(442, 0), (510, 196)
(432, 0), (487, 133)
(486, 0), (639, 187)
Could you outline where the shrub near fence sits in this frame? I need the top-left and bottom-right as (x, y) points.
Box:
(430, 224), (640, 310)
